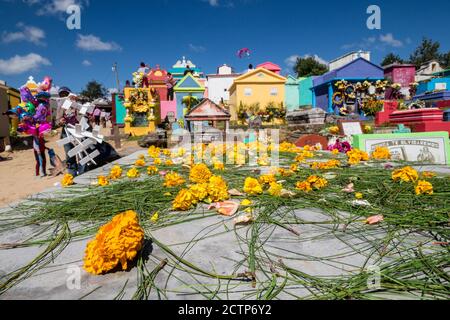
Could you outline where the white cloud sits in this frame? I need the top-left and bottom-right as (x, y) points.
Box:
(285, 54), (328, 67)
(82, 59), (92, 66)
(2, 23), (46, 45)
(76, 34), (122, 52)
(35, 0), (89, 16)
(0, 53), (51, 75)
(202, 0), (219, 6)
(189, 43), (206, 53)
(342, 34), (403, 51)
(379, 33), (403, 47)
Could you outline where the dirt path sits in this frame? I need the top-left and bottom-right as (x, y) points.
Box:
(0, 127), (142, 207)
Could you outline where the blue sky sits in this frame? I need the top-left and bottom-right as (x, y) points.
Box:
(0, 0), (449, 93)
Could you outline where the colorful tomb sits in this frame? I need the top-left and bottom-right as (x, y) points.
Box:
(285, 75), (301, 112)
(256, 62), (282, 75)
(123, 87), (161, 136)
(311, 57), (384, 114)
(206, 64), (240, 105)
(173, 73), (206, 128)
(148, 65), (169, 101)
(383, 64), (416, 99)
(228, 68), (287, 121)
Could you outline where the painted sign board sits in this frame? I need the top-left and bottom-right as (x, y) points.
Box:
(338, 120), (363, 136)
(353, 132), (450, 165)
(435, 83), (447, 91)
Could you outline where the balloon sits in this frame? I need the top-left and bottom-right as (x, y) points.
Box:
(39, 76), (53, 92)
(236, 48), (251, 59)
(20, 86), (38, 106)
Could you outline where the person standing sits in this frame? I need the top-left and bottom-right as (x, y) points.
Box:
(93, 106), (101, 126)
(166, 72), (176, 101)
(138, 62), (150, 88)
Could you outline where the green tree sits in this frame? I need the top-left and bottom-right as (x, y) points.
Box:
(381, 53), (404, 66)
(440, 51), (450, 69)
(80, 80), (107, 101)
(409, 38), (441, 68)
(294, 56), (328, 77)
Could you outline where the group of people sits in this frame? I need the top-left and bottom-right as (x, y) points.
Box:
(124, 62), (178, 101)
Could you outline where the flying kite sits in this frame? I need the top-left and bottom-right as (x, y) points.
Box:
(236, 48), (251, 59)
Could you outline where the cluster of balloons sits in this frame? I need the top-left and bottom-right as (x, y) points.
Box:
(6, 76), (53, 137)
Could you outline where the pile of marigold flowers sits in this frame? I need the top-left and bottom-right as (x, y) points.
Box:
(61, 173), (74, 187)
(310, 160), (341, 170)
(173, 175), (229, 211)
(296, 176), (328, 193)
(347, 149), (369, 165)
(371, 146), (391, 160)
(83, 210), (144, 275)
(391, 166), (434, 196)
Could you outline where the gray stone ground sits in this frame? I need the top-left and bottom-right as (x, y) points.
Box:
(0, 151), (448, 300)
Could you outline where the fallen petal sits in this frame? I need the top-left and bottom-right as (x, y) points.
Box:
(365, 215), (384, 225)
(211, 201), (239, 216)
(342, 183), (355, 193)
(228, 189), (244, 196)
(234, 213), (254, 225)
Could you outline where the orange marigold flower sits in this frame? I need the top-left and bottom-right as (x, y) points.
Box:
(83, 210), (144, 275)
(189, 163), (213, 184)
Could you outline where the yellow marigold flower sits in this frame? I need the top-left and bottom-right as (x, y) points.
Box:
(109, 165), (123, 180)
(97, 175), (109, 187)
(329, 126), (340, 135)
(163, 149), (171, 156)
(259, 174), (276, 185)
(296, 181), (312, 193)
(331, 149), (340, 155)
(150, 212), (159, 223)
(268, 182), (283, 197)
(347, 149), (369, 165)
(371, 147), (391, 160)
(189, 183), (208, 203)
(290, 164), (299, 172)
(189, 163), (213, 184)
(306, 175), (328, 190)
(138, 154), (146, 160)
(392, 166), (419, 183)
(207, 175), (229, 202)
(415, 180), (433, 196)
(148, 146), (161, 158)
(135, 159), (146, 167)
(83, 210), (144, 275)
(244, 177), (263, 195)
(177, 148), (186, 157)
(154, 158), (162, 165)
(62, 173), (74, 187)
(214, 162), (225, 171)
(258, 157), (269, 166)
(173, 189), (194, 211)
(311, 160), (341, 170)
(421, 171), (437, 179)
(164, 172), (185, 187)
(147, 166), (159, 175)
(241, 199), (253, 206)
(165, 159), (174, 166)
(278, 168), (294, 177)
(127, 167), (140, 179)
(355, 192), (363, 199)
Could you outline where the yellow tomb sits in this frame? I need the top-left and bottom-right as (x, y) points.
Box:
(123, 88), (161, 136)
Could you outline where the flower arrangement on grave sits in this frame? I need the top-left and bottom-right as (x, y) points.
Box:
(361, 98), (384, 116)
(132, 72), (145, 88)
